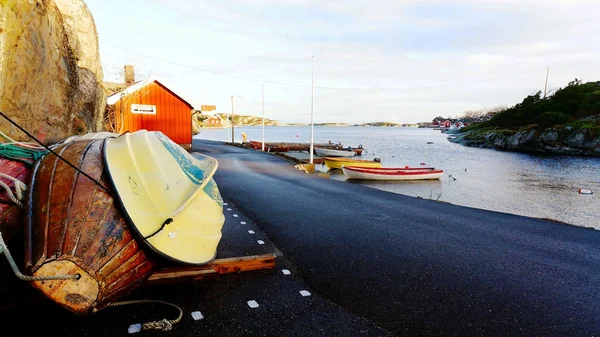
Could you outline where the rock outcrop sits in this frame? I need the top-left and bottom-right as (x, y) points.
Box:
(448, 125), (600, 156)
(192, 114), (202, 135)
(0, 0), (105, 145)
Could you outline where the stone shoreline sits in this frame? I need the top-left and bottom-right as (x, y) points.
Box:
(446, 126), (600, 157)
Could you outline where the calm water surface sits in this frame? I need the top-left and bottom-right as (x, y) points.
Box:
(195, 126), (600, 229)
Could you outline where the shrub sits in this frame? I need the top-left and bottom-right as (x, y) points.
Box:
(536, 111), (571, 126)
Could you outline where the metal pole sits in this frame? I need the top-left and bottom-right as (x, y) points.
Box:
(231, 95), (235, 143)
(543, 66), (549, 98)
(226, 96), (230, 142)
(261, 84), (265, 151)
(310, 55), (315, 164)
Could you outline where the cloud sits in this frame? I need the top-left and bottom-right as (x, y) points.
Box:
(88, 0), (600, 124)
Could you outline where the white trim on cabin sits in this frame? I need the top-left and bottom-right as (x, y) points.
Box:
(106, 75), (201, 110)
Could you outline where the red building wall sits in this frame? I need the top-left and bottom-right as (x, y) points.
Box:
(113, 81), (193, 145)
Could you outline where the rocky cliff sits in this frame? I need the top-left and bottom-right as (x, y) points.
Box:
(0, 0), (105, 145)
(448, 121), (600, 156)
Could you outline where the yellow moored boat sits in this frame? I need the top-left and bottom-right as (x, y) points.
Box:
(322, 156), (383, 170)
(104, 130), (225, 265)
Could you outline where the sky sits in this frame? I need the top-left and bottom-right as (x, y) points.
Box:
(86, 0), (600, 124)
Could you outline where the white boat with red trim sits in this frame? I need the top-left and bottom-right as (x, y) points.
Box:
(342, 166), (444, 181)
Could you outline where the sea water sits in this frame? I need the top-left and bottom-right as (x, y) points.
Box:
(195, 126), (600, 229)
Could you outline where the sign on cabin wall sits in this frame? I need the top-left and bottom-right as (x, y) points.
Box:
(131, 104), (157, 114)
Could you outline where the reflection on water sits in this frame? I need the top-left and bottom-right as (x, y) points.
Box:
(195, 126), (600, 229)
(340, 173), (444, 198)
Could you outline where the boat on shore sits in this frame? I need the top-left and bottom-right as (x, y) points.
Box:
(315, 145), (364, 156)
(322, 157), (382, 170)
(3, 129), (227, 316)
(246, 141), (363, 155)
(25, 137), (157, 315)
(314, 147), (356, 157)
(104, 130), (225, 265)
(342, 166), (444, 181)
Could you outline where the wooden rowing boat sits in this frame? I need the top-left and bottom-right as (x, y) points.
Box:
(342, 166), (444, 181)
(246, 141), (290, 152)
(266, 146), (289, 152)
(247, 141), (364, 155)
(104, 130), (225, 265)
(322, 157), (382, 170)
(25, 137), (156, 315)
(0, 157), (32, 311)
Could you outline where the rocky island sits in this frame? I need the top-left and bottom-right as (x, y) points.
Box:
(448, 79), (600, 156)
(356, 122), (401, 127)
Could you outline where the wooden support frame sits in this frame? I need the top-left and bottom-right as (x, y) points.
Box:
(144, 253), (277, 286)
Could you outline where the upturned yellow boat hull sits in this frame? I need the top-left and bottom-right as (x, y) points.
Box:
(104, 130), (225, 265)
(323, 157), (383, 170)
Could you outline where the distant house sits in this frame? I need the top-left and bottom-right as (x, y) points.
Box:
(105, 65), (203, 148)
(203, 114), (228, 127)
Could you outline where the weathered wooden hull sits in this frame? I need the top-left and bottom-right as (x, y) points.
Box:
(24, 138), (156, 315)
(0, 158), (32, 311)
(247, 141), (344, 152)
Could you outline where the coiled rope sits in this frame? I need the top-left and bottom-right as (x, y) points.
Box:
(108, 299), (183, 331)
(0, 131), (49, 166)
(0, 143), (48, 163)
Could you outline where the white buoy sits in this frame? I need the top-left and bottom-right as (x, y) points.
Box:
(579, 188), (593, 195)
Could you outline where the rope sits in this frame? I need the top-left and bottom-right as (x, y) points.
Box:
(108, 299), (183, 331)
(0, 130), (16, 142)
(143, 218), (173, 241)
(0, 143), (48, 165)
(0, 232), (80, 281)
(328, 168), (343, 174)
(0, 172), (27, 202)
(0, 130), (48, 151)
(0, 180), (24, 208)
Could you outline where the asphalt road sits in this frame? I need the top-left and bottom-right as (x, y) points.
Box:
(2, 197), (394, 337)
(195, 139), (600, 337)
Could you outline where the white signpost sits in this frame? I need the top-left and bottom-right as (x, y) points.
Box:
(131, 104), (157, 114)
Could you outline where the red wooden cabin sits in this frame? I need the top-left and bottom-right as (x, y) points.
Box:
(106, 73), (198, 148)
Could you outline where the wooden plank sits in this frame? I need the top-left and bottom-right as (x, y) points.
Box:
(144, 253), (276, 286)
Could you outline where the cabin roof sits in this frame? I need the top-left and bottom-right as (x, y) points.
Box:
(106, 75), (199, 109)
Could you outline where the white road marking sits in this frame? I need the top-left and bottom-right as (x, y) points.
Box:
(191, 311), (204, 320)
(300, 290), (311, 297)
